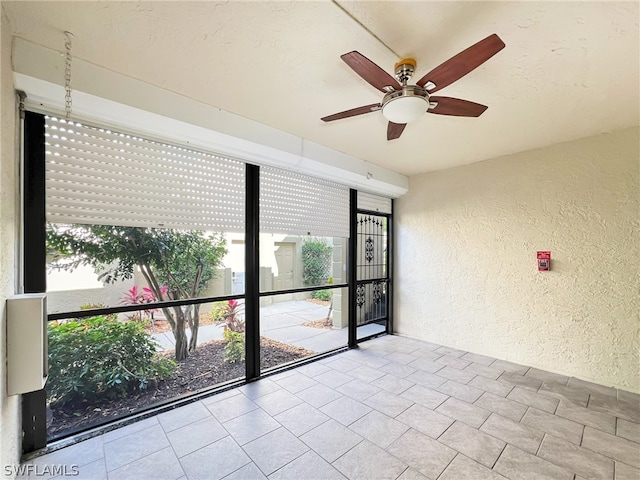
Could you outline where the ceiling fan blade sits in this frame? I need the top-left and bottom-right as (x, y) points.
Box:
(321, 103), (381, 122)
(387, 122), (406, 140)
(341, 51), (401, 93)
(417, 34), (505, 93)
(428, 97), (488, 117)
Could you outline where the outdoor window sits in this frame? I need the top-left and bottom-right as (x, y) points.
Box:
(23, 113), (393, 448)
(43, 116), (248, 439)
(258, 166), (350, 370)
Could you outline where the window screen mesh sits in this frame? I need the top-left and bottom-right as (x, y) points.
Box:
(260, 166), (350, 238)
(44, 116), (245, 231)
(357, 192), (392, 214)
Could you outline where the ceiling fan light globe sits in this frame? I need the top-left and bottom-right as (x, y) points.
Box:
(382, 96), (428, 124)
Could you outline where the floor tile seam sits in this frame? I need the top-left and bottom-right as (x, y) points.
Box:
(478, 429), (544, 454)
(490, 442), (509, 470)
(534, 427), (608, 457)
(520, 406), (585, 435)
(324, 437), (366, 466)
(463, 363), (507, 377)
(578, 431), (640, 464)
(246, 437), (311, 478)
(378, 398), (416, 419)
(220, 407), (283, 444)
(505, 390), (559, 413)
(104, 439), (171, 474)
(206, 403), (260, 425)
(435, 419), (457, 441)
(535, 431), (619, 475)
(534, 433), (547, 457)
(478, 414), (545, 453)
(102, 419), (162, 445)
(159, 412), (216, 435)
(169, 425), (231, 460)
(277, 415), (332, 439)
(553, 410), (616, 435)
(433, 451), (461, 480)
(217, 462), (257, 480)
(526, 371), (570, 388)
(613, 429), (640, 446)
(578, 424), (586, 447)
(468, 371), (513, 388)
(212, 448), (255, 479)
(237, 426), (310, 476)
(514, 435), (573, 477)
(259, 396), (306, 417)
(338, 387), (379, 402)
(395, 466), (411, 480)
(433, 371), (477, 386)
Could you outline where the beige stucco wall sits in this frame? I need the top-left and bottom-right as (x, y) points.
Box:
(395, 127), (640, 393)
(1, 7), (21, 477)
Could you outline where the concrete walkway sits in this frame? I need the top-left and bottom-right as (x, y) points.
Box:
(153, 300), (384, 353)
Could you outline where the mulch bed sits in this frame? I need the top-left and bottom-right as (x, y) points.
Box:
(302, 318), (333, 330)
(47, 337), (315, 438)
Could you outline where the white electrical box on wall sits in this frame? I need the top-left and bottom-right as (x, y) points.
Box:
(6, 293), (48, 396)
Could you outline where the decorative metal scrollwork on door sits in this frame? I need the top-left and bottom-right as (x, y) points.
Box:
(356, 213), (388, 326)
(355, 284), (366, 308)
(364, 237), (374, 263)
(372, 281), (382, 304)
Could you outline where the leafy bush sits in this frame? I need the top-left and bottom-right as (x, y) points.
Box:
(302, 239), (333, 286)
(311, 289), (333, 302)
(119, 285), (168, 322)
(222, 299), (245, 333)
(223, 330), (245, 363)
(220, 300), (245, 363)
(48, 315), (176, 406)
(79, 303), (117, 322)
(208, 302), (229, 323)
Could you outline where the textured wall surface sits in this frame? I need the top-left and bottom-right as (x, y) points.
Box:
(395, 128), (639, 392)
(0, 6), (21, 477)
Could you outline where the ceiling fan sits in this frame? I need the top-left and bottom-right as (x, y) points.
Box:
(321, 34), (505, 140)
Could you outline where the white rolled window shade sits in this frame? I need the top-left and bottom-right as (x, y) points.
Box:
(44, 116), (355, 238)
(260, 166), (350, 238)
(45, 116), (245, 231)
(357, 191), (392, 214)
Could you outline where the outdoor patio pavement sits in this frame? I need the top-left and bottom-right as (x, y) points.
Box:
(152, 300), (384, 353)
(20, 335), (640, 480)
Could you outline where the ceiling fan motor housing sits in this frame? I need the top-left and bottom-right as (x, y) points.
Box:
(394, 58), (417, 84)
(381, 85), (430, 124)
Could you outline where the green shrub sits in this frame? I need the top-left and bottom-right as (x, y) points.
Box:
(223, 329), (245, 363)
(47, 315), (176, 406)
(302, 239), (333, 286)
(311, 289), (333, 301)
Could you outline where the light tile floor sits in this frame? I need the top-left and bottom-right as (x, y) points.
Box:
(19, 335), (640, 480)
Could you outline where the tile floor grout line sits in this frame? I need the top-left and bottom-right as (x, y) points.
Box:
(327, 437), (365, 466)
(535, 432), (546, 456)
(491, 442), (508, 470)
(394, 465), (411, 480)
(435, 419), (457, 441)
(435, 451), (459, 479)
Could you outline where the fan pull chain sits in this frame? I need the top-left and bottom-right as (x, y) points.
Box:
(64, 31), (74, 121)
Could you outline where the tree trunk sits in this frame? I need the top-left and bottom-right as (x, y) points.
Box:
(173, 306), (188, 361)
(188, 304), (201, 352)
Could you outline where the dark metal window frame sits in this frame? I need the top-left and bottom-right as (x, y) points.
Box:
(21, 111), (392, 453)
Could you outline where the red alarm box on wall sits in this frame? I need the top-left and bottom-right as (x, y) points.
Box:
(537, 251), (551, 271)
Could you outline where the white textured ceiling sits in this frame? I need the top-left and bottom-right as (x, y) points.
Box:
(3, 1), (639, 176)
